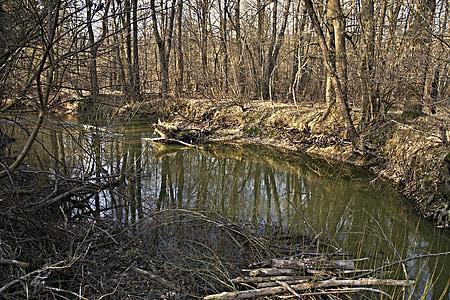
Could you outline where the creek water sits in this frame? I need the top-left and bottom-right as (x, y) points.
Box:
(4, 115), (450, 299)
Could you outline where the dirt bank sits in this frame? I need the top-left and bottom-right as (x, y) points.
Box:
(144, 98), (449, 229)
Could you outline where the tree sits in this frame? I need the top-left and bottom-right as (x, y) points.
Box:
(303, 0), (358, 144)
(150, 0), (177, 97)
(86, 0), (111, 97)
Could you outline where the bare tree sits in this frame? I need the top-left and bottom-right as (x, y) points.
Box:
(150, 0), (177, 97)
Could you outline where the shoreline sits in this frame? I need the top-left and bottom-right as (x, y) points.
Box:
(147, 98), (449, 229)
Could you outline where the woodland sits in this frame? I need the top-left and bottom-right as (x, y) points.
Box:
(0, 0), (450, 299)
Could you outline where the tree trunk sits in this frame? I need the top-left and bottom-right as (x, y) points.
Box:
(86, 0), (99, 97)
(303, 0), (358, 145)
(176, 0), (184, 94)
(234, 0), (245, 97)
(262, 0), (292, 100)
(199, 0), (209, 91)
(218, 0), (229, 93)
(132, 0), (141, 98)
(360, 0), (375, 128)
(125, 0), (134, 97)
(324, 0), (335, 105)
(150, 0), (176, 98)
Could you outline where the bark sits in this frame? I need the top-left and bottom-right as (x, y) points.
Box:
(124, 0), (133, 96)
(303, 0), (358, 144)
(199, 0), (209, 91)
(176, 0), (184, 94)
(324, 0), (335, 105)
(150, 0), (176, 97)
(262, 0), (292, 100)
(234, 0), (245, 97)
(86, 0), (111, 97)
(132, 0), (141, 97)
(330, 0), (348, 104)
(360, 0), (375, 128)
(290, 5), (307, 103)
(218, 0), (229, 92)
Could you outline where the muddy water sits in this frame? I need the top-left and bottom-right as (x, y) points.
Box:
(4, 115), (450, 299)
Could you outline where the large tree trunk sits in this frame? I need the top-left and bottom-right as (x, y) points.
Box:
(330, 0), (348, 104)
(303, 0), (358, 145)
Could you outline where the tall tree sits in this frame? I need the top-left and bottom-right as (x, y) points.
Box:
(262, 0), (292, 100)
(132, 0), (141, 97)
(303, 0), (358, 144)
(176, 0), (184, 94)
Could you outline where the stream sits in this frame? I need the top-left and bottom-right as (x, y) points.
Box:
(4, 114), (450, 299)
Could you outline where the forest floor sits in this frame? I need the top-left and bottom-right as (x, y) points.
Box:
(119, 97), (450, 229)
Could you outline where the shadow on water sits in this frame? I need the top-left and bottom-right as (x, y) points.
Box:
(4, 115), (450, 299)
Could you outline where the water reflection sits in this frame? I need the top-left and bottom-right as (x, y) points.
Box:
(5, 116), (450, 299)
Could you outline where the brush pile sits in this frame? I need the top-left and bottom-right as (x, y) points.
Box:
(204, 253), (414, 299)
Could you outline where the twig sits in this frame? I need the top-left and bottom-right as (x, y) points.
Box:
(0, 259), (29, 268)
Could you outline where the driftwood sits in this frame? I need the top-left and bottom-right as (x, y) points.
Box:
(253, 258), (355, 270)
(153, 121), (211, 146)
(204, 278), (414, 300)
(204, 254), (415, 299)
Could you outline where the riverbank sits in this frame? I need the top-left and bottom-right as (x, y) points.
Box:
(128, 97), (450, 228)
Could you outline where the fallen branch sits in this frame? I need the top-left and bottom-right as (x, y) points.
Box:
(132, 267), (176, 290)
(232, 276), (307, 284)
(145, 137), (203, 149)
(203, 278), (414, 300)
(0, 259), (29, 268)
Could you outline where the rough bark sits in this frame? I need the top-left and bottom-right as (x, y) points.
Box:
(303, 0), (358, 144)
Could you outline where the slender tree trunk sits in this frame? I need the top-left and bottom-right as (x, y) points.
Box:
(361, 0), (375, 128)
(132, 0), (141, 98)
(234, 0), (246, 97)
(199, 0), (209, 91)
(324, 0), (335, 105)
(86, 0), (99, 97)
(150, 0), (176, 97)
(176, 0), (184, 94)
(262, 0), (292, 100)
(219, 0), (229, 93)
(125, 0), (134, 97)
(1, 0), (60, 176)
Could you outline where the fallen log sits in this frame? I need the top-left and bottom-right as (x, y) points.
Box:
(248, 268), (296, 277)
(231, 276), (308, 284)
(263, 258), (355, 270)
(203, 278), (414, 300)
(257, 279), (309, 288)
